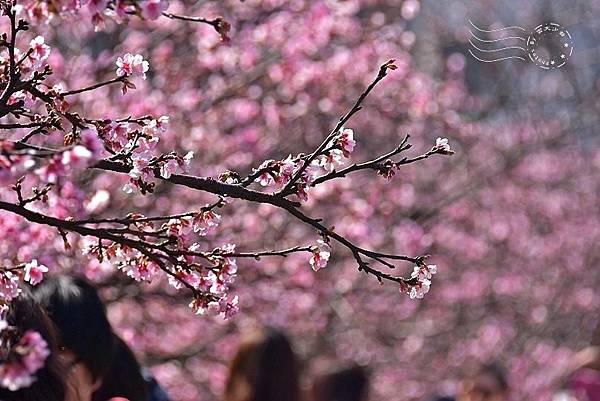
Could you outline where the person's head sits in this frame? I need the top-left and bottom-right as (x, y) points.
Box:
(92, 335), (148, 401)
(32, 275), (116, 398)
(310, 362), (369, 401)
(0, 290), (66, 401)
(458, 362), (508, 401)
(225, 327), (300, 401)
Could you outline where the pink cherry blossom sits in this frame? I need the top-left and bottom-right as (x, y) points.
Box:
(107, 122), (130, 149)
(309, 240), (331, 271)
(136, 136), (159, 154)
(434, 137), (453, 154)
(20, 331), (50, 373)
(336, 128), (356, 157)
(23, 259), (49, 286)
(87, 0), (109, 14)
(319, 149), (344, 172)
(411, 264), (437, 281)
(192, 210), (221, 235)
(408, 279), (431, 299)
(114, 0), (134, 18)
(140, 0), (169, 20)
(129, 156), (153, 181)
(61, 145), (93, 169)
(160, 159), (179, 179)
(122, 258), (159, 282)
(188, 297), (208, 315)
(29, 35), (50, 61)
(278, 156), (296, 184)
(257, 171), (273, 186)
(116, 53), (150, 79)
(196, 273), (217, 293)
(156, 116), (170, 132)
(222, 295), (239, 319)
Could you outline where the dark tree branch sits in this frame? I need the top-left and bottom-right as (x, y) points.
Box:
(280, 60), (398, 194)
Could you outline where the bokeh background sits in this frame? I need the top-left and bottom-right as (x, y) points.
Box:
(8, 0), (600, 400)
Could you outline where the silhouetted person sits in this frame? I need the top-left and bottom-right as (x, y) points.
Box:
(32, 275), (116, 400)
(33, 275), (167, 401)
(0, 289), (67, 401)
(310, 362), (370, 401)
(224, 327), (300, 401)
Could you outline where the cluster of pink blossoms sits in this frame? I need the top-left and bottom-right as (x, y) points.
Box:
(318, 128), (356, 172)
(82, 206), (239, 319)
(178, 243), (239, 319)
(19, 0), (169, 28)
(0, 260), (49, 305)
(0, 273), (20, 302)
(36, 130), (105, 183)
(1, 35), (51, 108)
(162, 210), (222, 243)
(0, 329), (50, 391)
(255, 128), (356, 201)
(116, 53), (150, 80)
(115, 53), (151, 94)
(400, 264), (438, 299)
(188, 292), (239, 319)
(99, 115), (194, 194)
(6, 35), (50, 72)
(0, 142), (26, 186)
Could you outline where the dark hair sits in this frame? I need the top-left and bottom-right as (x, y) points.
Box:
(32, 275), (115, 381)
(0, 290), (66, 401)
(92, 335), (148, 401)
(225, 327), (300, 401)
(310, 362), (369, 401)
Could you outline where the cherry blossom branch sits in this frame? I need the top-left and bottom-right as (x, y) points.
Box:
(280, 60), (398, 194)
(311, 134), (412, 186)
(0, 122), (45, 129)
(72, 202), (222, 225)
(0, 28), (443, 303)
(5, 137), (427, 288)
(0, 201), (163, 253)
(0, 4), (22, 117)
(161, 12), (230, 41)
(4, 65), (442, 290)
(0, 197), (367, 313)
(60, 76), (126, 96)
(280, 200), (426, 283)
(194, 246), (313, 259)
